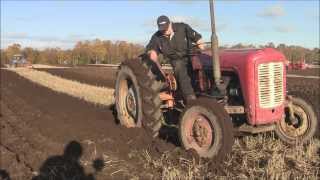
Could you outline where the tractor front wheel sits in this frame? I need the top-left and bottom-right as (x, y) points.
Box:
(275, 97), (318, 145)
(179, 98), (234, 160)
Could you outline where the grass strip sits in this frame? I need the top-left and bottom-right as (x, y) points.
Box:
(9, 68), (114, 106)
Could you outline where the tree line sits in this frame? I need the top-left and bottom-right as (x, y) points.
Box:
(1, 39), (144, 66)
(1, 39), (319, 66)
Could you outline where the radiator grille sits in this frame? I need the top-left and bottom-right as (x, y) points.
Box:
(258, 62), (284, 108)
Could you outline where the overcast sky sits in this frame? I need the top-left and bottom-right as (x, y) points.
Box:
(1, 0), (319, 50)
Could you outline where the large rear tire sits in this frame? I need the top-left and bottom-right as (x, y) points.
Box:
(275, 97), (318, 145)
(115, 58), (164, 137)
(179, 98), (234, 160)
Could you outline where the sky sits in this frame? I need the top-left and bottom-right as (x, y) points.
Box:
(1, 0), (319, 50)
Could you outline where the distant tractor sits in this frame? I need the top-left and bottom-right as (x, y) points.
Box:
(10, 54), (31, 68)
(114, 0), (317, 160)
(288, 58), (309, 70)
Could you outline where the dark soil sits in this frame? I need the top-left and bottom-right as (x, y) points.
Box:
(0, 69), (175, 179)
(288, 68), (320, 76)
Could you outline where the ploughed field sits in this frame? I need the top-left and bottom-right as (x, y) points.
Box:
(35, 66), (118, 87)
(288, 68), (320, 76)
(34, 66), (320, 125)
(0, 68), (177, 180)
(1, 66), (319, 179)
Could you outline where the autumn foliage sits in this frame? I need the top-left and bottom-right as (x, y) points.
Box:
(1, 40), (319, 66)
(1, 39), (144, 66)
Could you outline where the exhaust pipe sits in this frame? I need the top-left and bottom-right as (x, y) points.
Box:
(209, 0), (222, 87)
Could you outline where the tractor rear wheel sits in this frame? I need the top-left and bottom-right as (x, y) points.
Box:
(179, 98), (234, 160)
(115, 58), (164, 137)
(275, 97), (318, 145)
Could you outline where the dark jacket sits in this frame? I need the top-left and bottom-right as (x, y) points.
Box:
(146, 22), (202, 61)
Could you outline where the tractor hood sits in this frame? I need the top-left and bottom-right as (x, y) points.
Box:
(198, 48), (287, 71)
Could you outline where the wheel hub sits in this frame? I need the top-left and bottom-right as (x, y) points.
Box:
(126, 88), (137, 118)
(280, 105), (308, 137)
(193, 118), (210, 146)
(187, 115), (213, 149)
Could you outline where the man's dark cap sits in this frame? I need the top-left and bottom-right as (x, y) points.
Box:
(157, 15), (170, 31)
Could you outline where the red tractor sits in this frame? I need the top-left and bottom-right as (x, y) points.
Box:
(288, 58), (309, 70)
(10, 54), (31, 68)
(115, 1), (317, 160)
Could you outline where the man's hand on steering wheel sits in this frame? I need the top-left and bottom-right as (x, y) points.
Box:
(196, 39), (205, 50)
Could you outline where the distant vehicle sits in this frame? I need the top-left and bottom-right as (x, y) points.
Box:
(287, 58), (309, 70)
(10, 54), (31, 68)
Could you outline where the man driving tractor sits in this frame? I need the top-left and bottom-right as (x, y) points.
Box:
(146, 15), (205, 103)
(115, 1), (318, 160)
